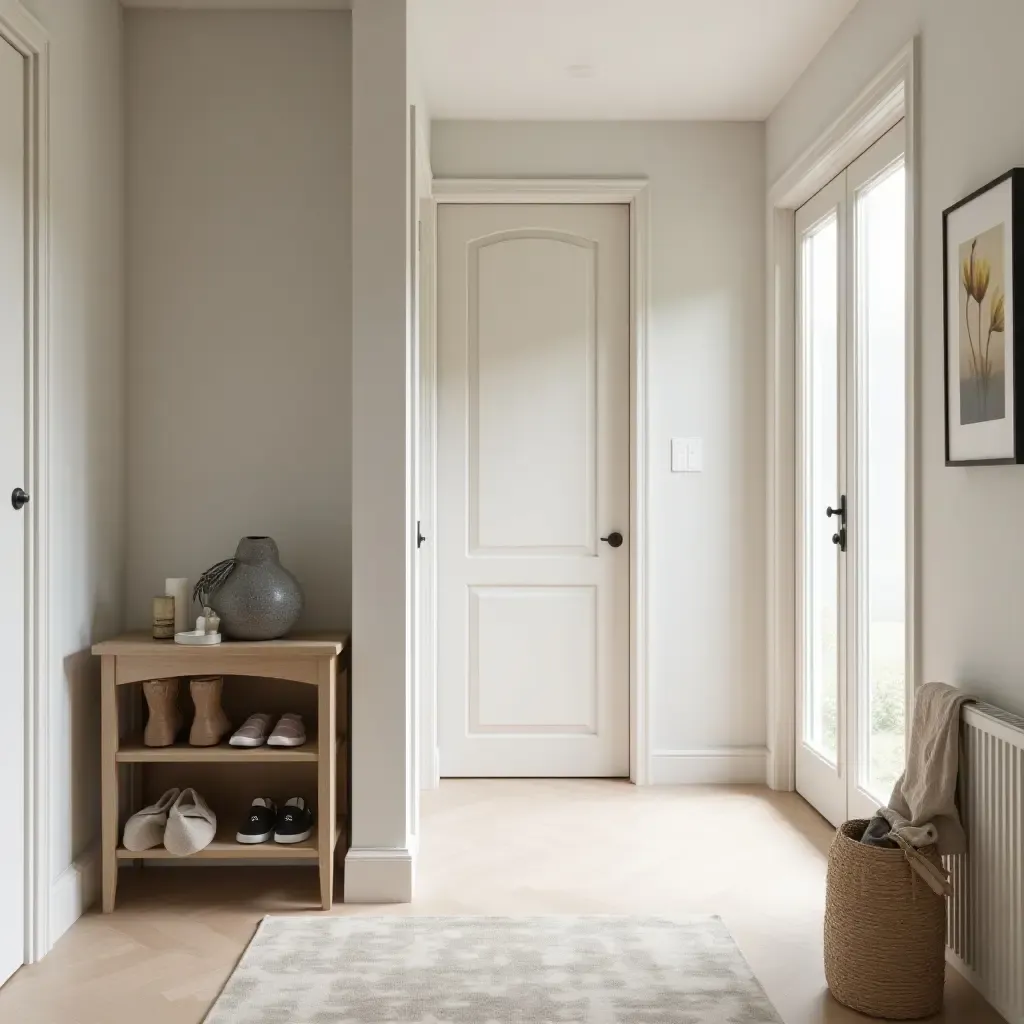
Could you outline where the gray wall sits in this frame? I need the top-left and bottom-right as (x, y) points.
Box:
(19, 0), (125, 914)
(432, 121), (767, 762)
(125, 10), (352, 631)
(768, 0), (1024, 715)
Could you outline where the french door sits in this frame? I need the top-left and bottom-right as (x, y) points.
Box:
(796, 122), (908, 826)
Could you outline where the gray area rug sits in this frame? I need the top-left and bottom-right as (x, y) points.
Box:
(205, 915), (782, 1023)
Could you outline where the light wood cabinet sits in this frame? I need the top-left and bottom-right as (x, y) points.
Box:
(92, 634), (348, 912)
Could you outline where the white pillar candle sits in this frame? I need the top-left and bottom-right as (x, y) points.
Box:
(165, 577), (190, 635)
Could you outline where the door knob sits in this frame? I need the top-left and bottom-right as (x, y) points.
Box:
(600, 531), (624, 548)
(11, 487), (29, 511)
(826, 496), (847, 523)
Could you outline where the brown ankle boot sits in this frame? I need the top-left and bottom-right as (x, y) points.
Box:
(189, 675), (231, 746)
(143, 678), (183, 747)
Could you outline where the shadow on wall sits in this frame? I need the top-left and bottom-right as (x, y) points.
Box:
(63, 646), (102, 867)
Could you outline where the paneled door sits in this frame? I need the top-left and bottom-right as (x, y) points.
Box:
(0, 35), (27, 987)
(796, 123), (908, 825)
(437, 204), (629, 777)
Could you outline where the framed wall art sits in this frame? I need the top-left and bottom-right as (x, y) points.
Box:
(943, 168), (1024, 465)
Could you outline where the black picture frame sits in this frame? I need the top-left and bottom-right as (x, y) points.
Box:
(943, 168), (1024, 466)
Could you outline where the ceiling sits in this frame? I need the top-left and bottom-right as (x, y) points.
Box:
(412, 0), (859, 121)
(120, 0), (858, 121)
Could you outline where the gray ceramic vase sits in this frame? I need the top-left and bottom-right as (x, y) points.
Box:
(211, 536), (304, 641)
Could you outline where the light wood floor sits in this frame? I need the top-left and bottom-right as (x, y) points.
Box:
(0, 781), (1004, 1023)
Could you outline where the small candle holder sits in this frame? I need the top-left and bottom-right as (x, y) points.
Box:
(152, 595), (175, 640)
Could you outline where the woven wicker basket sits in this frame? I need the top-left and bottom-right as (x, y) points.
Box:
(824, 819), (947, 1019)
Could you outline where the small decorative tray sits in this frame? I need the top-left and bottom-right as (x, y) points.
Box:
(174, 631), (222, 646)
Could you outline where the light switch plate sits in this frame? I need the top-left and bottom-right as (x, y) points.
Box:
(671, 437), (703, 473)
(671, 437), (688, 472)
(686, 437), (703, 472)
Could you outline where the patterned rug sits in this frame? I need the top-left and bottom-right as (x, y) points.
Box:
(205, 915), (783, 1023)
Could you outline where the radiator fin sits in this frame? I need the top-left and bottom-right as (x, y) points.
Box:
(944, 702), (1024, 1024)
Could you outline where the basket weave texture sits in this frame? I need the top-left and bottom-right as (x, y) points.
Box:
(824, 819), (947, 1019)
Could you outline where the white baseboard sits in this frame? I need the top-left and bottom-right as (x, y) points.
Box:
(649, 747), (768, 785)
(49, 846), (100, 946)
(344, 843), (415, 903)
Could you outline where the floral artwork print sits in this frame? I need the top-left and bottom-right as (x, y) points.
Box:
(959, 223), (1006, 424)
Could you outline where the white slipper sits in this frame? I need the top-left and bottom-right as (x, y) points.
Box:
(229, 712), (273, 747)
(267, 713), (306, 748)
(163, 788), (217, 856)
(122, 788), (180, 852)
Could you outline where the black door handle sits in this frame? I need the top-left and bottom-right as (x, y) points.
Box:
(416, 520), (426, 549)
(11, 487), (29, 511)
(600, 531), (624, 548)
(827, 496), (847, 551)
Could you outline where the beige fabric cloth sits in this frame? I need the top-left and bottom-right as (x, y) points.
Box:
(122, 787), (180, 852)
(164, 788), (217, 856)
(888, 682), (974, 856)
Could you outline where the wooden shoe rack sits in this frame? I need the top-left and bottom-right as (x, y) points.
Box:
(92, 633), (349, 912)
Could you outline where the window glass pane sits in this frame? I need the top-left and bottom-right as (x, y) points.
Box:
(803, 215), (839, 762)
(858, 163), (906, 801)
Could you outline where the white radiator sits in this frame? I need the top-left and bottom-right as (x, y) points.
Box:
(945, 701), (1024, 1024)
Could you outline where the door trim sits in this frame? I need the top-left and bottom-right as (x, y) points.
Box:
(422, 178), (651, 784)
(0, 0), (51, 965)
(766, 40), (918, 791)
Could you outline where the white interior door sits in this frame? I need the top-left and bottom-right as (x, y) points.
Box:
(796, 123), (908, 826)
(0, 35), (27, 987)
(437, 203), (629, 777)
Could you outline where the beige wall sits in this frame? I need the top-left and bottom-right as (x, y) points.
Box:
(431, 121), (767, 768)
(16, 0), (125, 937)
(768, 0), (1024, 715)
(346, 0), (415, 898)
(125, 10), (352, 632)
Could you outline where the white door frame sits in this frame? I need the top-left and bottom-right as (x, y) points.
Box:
(0, 0), (51, 965)
(765, 40), (918, 791)
(420, 178), (651, 786)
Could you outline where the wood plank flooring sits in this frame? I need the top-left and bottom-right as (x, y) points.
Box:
(0, 781), (1005, 1023)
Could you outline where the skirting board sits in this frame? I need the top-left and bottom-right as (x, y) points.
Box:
(49, 846), (99, 949)
(649, 747), (768, 785)
(344, 844), (415, 903)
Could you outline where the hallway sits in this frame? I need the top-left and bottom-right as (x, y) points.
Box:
(0, 781), (1001, 1023)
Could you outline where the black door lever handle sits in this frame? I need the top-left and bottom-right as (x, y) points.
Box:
(826, 495), (847, 523)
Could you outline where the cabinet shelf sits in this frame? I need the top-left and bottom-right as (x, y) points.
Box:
(116, 737), (321, 764)
(115, 819), (342, 861)
(95, 632), (348, 911)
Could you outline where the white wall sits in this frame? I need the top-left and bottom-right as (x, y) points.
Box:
(431, 122), (767, 775)
(346, 0), (415, 902)
(768, 0), (1024, 717)
(13, 0), (125, 941)
(125, 10), (352, 631)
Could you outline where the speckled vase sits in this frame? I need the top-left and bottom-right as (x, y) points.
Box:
(211, 537), (304, 641)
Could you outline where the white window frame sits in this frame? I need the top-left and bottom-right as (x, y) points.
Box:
(766, 40), (918, 790)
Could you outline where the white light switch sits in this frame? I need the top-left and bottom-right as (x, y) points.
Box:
(671, 437), (704, 473)
(671, 437), (688, 472)
(686, 437), (703, 472)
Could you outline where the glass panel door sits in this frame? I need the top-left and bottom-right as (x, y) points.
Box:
(796, 122), (908, 827)
(795, 172), (848, 828)
(805, 216), (841, 762)
(847, 124), (907, 819)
